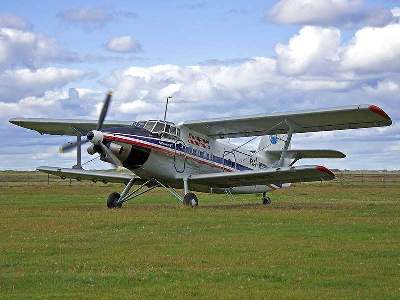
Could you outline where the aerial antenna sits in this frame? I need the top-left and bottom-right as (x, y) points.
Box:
(163, 96), (172, 121)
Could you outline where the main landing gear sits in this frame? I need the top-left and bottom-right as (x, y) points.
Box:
(183, 192), (198, 208)
(105, 177), (199, 209)
(107, 192), (122, 208)
(262, 192), (272, 205)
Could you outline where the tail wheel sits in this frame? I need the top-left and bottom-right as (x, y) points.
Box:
(107, 192), (122, 208)
(183, 192), (198, 208)
(262, 192), (271, 205)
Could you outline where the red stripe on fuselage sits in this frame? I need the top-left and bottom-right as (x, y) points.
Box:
(103, 133), (234, 172)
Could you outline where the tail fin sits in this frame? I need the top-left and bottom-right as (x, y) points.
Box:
(258, 134), (287, 152)
(257, 134), (290, 167)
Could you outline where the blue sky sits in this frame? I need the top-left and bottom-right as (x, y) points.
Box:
(0, 0), (399, 170)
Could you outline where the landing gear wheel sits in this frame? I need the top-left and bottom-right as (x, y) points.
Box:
(262, 192), (271, 206)
(107, 192), (122, 208)
(183, 192), (198, 208)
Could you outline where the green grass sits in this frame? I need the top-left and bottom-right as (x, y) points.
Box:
(0, 175), (399, 299)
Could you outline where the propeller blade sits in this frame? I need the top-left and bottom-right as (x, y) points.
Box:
(99, 143), (123, 167)
(59, 138), (89, 153)
(96, 91), (112, 131)
(59, 91), (113, 154)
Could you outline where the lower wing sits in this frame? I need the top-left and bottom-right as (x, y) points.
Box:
(188, 165), (335, 187)
(37, 166), (144, 184)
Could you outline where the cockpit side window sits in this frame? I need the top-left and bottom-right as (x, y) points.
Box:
(165, 124), (171, 133)
(144, 121), (156, 131)
(138, 120), (180, 140)
(153, 122), (165, 133)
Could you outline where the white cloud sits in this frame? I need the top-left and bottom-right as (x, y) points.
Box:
(117, 100), (158, 114)
(391, 7), (400, 18)
(0, 14), (31, 30)
(273, 24), (400, 76)
(0, 88), (104, 123)
(57, 7), (137, 31)
(275, 26), (340, 75)
(103, 58), (281, 109)
(340, 24), (400, 73)
(105, 36), (142, 53)
(364, 79), (400, 96)
(0, 27), (77, 69)
(0, 67), (88, 102)
(2, 22), (400, 170)
(268, 0), (393, 27)
(269, 0), (360, 24)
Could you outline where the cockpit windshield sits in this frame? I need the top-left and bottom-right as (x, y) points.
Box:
(133, 120), (180, 140)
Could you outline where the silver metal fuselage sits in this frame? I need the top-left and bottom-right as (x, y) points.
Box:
(102, 124), (289, 194)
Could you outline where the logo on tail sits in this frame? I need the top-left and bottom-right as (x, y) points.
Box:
(270, 135), (278, 144)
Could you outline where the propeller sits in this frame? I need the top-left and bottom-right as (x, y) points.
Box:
(59, 139), (87, 153)
(59, 92), (112, 153)
(96, 91), (112, 131)
(58, 91), (122, 167)
(99, 143), (123, 167)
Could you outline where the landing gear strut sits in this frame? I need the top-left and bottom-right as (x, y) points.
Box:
(262, 192), (271, 205)
(105, 177), (197, 208)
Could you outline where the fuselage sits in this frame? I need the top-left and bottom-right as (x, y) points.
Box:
(98, 121), (288, 193)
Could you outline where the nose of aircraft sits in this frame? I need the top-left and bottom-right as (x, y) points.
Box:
(87, 130), (103, 144)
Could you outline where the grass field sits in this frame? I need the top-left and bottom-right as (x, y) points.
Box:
(1, 172), (399, 299)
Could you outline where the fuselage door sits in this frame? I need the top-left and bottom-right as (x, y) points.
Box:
(223, 150), (236, 172)
(174, 139), (186, 173)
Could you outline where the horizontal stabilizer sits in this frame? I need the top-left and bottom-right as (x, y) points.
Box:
(182, 104), (392, 138)
(267, 149), (346, 159)
(189, 165), (335, 188)
(37, 166), (143, 184)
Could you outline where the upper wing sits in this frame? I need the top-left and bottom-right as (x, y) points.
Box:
(9, 118), (132, 136)
(267, 149), (346, 159)
(182, 104), (392, 138)
(188, 165), (335, 187)
(37, 166), (144, 184)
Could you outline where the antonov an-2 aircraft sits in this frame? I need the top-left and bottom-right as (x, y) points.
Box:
(9, 92), (392, 208)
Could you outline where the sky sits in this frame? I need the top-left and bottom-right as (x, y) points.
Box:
(0, 0), (399, 170)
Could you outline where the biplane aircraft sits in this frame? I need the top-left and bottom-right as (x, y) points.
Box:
(9, 92), (392, 208)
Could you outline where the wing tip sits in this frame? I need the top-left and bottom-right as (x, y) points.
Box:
(315, 165), (335, 179)
(9, 118), (19, 125)
(368, 105), (392, 123)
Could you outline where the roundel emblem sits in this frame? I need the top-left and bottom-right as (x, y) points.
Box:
(270, 135), (278, 144)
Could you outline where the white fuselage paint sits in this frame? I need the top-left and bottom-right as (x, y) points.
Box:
(103, 125), (291, 194)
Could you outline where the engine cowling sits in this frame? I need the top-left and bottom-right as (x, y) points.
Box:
(108, 142), (123, 155)
(87, 130), (103, 144)
(87, 144), (97, 155)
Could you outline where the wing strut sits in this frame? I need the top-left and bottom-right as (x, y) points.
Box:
(278, 120), (295, 167)
(74, 134), (82, 169)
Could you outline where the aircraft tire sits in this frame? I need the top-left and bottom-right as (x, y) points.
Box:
(107, 192), (122, 208)
(183, 192), (198, 208)
(262, 196), (272, 205)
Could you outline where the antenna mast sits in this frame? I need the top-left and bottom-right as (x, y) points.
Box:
(163, 96), (172, 121)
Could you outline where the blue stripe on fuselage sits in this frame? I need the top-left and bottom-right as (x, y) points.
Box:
(107, 132), (252, 171)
